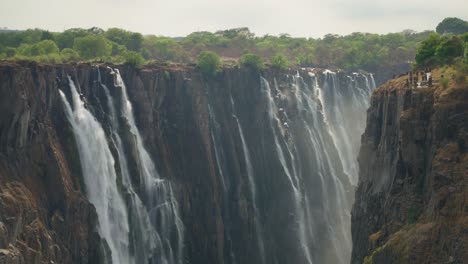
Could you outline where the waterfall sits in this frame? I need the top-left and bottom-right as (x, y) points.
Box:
(261, 77), (314, 264)
(230, 95), (266, 264)
(319, 71), (374, 186)
(59, 67), (372, 264)
(111, 69), (184, 264)
(99, 70), (158, 264)
(59, 77), (133, 264)
(60, 69), (184, 264)
(256, 70), (373, 264)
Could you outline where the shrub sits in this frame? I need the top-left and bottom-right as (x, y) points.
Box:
(4, 47), (16, 57)
(440, 77), (449, 89)
(240, 53), (264, 70)
(123, 51), (144, 68)
(35, 40), (59, 54)
(464, 43), (468, 64)
(73, 35), (112, 59)
(197, 51), (221, 77)
(434, 36), (464, 65)
(61, 48), (80, 62)
(271, 54), (289, 70)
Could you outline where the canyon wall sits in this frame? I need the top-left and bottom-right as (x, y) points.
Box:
(0, 61), (373, 264)
(351, 76), (468, 263)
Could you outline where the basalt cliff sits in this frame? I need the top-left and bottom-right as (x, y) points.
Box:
(0, 61), (374, 264)
(351, 74), (468, 263)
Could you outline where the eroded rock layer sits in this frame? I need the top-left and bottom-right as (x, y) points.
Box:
(352, 76), (468, 264)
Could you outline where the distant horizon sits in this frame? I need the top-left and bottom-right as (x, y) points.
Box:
(0, 25), (437, 39)
(2, 0), (468, 38)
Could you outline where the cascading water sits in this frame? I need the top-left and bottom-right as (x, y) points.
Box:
(59, 77), (133, 264)
(230, 95), (266, 264)
(60, 69), (184, 264)
(59, 66), (373, 264)
(253, 70), (373, 264)
(112, 69), (184, 264)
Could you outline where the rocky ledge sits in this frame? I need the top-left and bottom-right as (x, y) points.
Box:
(351, 70), (468, 263)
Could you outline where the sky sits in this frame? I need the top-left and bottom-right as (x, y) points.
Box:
(1, 0), (468, 37)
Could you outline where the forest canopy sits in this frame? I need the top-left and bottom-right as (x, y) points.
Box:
(0, 17), (466, 75)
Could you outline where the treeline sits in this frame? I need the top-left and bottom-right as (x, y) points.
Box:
(415, 32), (468, 68)
(0, 26), (431, 72)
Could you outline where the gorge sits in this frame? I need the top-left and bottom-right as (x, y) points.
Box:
(0, 61), (374, 264)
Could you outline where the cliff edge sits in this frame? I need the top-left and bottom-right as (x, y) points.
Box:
(351, 69), (468, 263)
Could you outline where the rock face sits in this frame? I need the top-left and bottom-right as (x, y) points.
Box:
(0, 62), (103, 264)
(0, 61), (373, 264)
(351, 76), (468, 263)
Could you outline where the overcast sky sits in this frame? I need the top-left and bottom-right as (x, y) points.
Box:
(1, 0), (468, 37)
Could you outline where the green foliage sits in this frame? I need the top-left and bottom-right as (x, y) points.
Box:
(110, 42), (127, 56)
(436, 17), (468, 35)
(73, 35), (112, 59)
(35, 40), (59, 54)
(415, 33), (440, 67)
(123, 51), (144, 68)
(40, 31), (54, 41)
(55, 28), (91, 49)
(271, 54), (289, 70)
(105, 28), (143, 51)
(143, 36), (184, 61)
(0, 25), (437, 76)
(435, 36), (464, 64)
(440, 77), (449, 89)
(61, 48), (80, 62)
(240, 53), (264, 70)
(464, 43), (468, 64)
(415, 33), (467, 68)
(197, 51), (221, 77)
(4, 47), (16, 57)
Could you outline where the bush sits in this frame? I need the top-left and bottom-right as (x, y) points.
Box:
(464, 43), (468, 64)
(4, 47), (16, 57)
(440, 77), (449, 89)
(35, 40), (59, 54)
(240, 53), (264, 70)
(415, 33), (441, 67)
(434, 36), (464, 64)
(271, 54), (289, 70)
(123, 51), (144, 68)
(197, 51), (221, 77)
(73, 35), (112, 59)
(61, 48), (80, 62)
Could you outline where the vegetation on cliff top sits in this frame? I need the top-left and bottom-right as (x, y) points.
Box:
(1, 17), (467, 75)
(0, 25), (431, 73)
(414, 17), (468, 70)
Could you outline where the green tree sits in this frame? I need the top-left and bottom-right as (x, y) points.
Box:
(35, 40), (59, 54)
(123, 51), (144, 68)
(434, 35), (464, 64)
(40, 30), (54, 41)
(105, 28), (143, 51)
(415, 33), (441, 67)
(73, 35), (112, 59)
(20, 29), (43, 44)
(436, 17), (468, 35)
(197, 51), (221, 77)
(61, 48), (80, 61)
(271, 54), (289, 70)
(240, 53), (264, 70)
(55, 28), (90, 49)
(3, 47), (16, 57)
